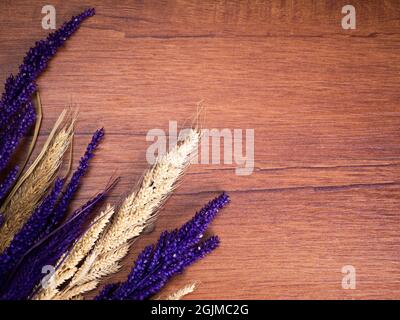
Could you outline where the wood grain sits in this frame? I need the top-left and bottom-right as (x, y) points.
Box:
(1, 0), (400, 299)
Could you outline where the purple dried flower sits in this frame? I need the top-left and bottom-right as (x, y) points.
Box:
(0, 178), (64, 283)
(94, 283), (120, 300)
(0, 8), (95, 174)
(0, 128), (107, 300)
(0, 82), (36, 144)
(0, 102), (36, 171)
(0, 214), (4, 228)
(44, 128), (104, 234)
(0, 166), (19, 201)
(0, 8), (95, 128)
(0, 190), (107, 300)
(96, 193), (230, 300)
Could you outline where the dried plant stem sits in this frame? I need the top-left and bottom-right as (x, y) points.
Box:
(51, 128), (199, 300)
(0, 110), (75, 252)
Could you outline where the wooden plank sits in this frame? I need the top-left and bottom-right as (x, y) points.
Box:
(1, 0), (400, 299)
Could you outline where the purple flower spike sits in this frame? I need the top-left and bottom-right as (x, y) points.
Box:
(0, 178), (64, 283)
(1, 106), (35, 168)
(96, 193), (230, 300)
(0, 189), (108, 300)
(0, 8), (95, 127)
(0, 128), (108, 300)
(0, 102), (36, 171)
(0, 166), (19, 201)
(45, 128), (105, 234)
(0, 8), (95, 175)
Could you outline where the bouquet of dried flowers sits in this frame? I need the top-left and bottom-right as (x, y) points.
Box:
(0, 8), (229, 300)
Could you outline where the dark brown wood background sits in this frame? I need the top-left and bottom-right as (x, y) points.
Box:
(1, 0), (400, 299)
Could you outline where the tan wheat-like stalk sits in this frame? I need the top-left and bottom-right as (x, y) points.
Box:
(0, 110), (75, 252)
(51, 128), (199, 300)
(165, 283), (197, 300)
(35, 204), (115, 300)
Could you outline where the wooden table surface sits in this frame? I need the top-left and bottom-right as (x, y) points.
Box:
(1, 0), (400, 299)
